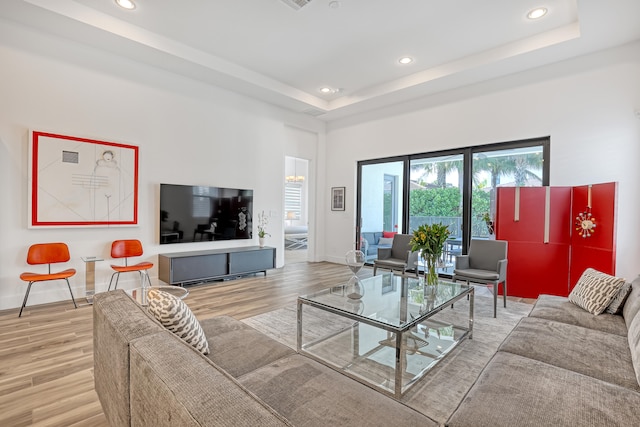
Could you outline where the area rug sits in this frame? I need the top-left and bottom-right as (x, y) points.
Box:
(242, 293), (533, 424)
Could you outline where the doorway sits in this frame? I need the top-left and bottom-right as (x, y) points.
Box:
(284, 156), (309, 264)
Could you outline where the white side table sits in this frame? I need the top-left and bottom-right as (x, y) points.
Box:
(81, 256), (104, 304)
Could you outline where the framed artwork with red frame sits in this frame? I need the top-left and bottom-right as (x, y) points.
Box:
(29, 130), (139, 227)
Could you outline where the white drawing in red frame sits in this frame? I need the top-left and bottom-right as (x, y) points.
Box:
(29, 131), (139, 227)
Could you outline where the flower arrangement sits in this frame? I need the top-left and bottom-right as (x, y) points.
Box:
(257, 210), (270, 238)
(410, 223), (451, 285)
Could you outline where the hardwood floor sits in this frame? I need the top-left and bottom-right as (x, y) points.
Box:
(0, 261), (533, 426)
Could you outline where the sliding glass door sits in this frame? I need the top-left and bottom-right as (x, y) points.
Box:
(357, 138), (549, 273)
(409, 153), (463, 273)
(357, 160), (405, 262)
(471, 145), (545, 240)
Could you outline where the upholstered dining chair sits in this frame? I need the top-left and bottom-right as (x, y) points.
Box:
(453, 239), (508, 318)
(108, 239), (153, 291)
(373, 234), (419, 276)
(19, 242), (77, 317)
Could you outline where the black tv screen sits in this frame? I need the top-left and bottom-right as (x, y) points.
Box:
(160, 183), (253, 244)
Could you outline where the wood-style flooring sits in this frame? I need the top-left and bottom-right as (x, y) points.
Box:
(0, 261), (534, 426)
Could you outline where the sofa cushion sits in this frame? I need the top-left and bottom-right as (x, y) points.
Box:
(529, 294), (627, 336)
(378, 237), (394, 246)
(239, 354), (438, 427)
(362, 232), (382, 245)
(147, 288), (209, 355)
(447, 352), (640, 427)
(499, 317), (639, 391)
(130, 331), (293, 427)
(568, 268), (625, 315)
(201, 315), (295, 378)
(606, 281), (633, 314)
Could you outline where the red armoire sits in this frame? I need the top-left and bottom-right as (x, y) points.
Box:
(495, 182), (617, 298)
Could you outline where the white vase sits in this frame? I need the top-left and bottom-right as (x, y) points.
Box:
(259, 237), (265, 247)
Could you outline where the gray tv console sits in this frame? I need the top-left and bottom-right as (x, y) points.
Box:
(158, 246), (276, 286)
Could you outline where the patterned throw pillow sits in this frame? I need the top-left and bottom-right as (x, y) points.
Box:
(568, 268), (625, 315)
(605, 281), (632, 315)
(147, 288), (210, 355)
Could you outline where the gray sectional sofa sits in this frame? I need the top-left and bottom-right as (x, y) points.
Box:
(94, 275), (640, 427)
(447, 275), (640, 426)
(93, 290), (437, 427)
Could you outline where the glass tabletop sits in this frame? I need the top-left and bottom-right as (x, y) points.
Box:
(299, 273), (470, 330)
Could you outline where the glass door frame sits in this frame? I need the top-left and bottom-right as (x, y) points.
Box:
(356, 155), (408, 252)
(356, 137), (549, 258)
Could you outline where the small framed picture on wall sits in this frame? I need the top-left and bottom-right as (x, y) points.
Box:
(331, 187), (345, 211)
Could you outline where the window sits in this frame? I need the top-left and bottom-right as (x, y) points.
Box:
(284, 183), (302, 220)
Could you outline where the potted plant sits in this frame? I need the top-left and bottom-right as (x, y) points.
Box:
(257, 210), (270, 247)
(410, 223), (451, 286)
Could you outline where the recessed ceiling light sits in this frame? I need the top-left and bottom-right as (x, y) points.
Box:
(527, 7), (547, 20)
(319, 87), (334, 94)
(398, 57), (414, 65)
(116, 0), (136, 10)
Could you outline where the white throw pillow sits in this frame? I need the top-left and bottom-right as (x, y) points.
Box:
(147, 288), (210, 355)
(568, 268), (625, 315)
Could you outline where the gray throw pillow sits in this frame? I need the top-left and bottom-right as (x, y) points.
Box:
(568, 268), (625, 315)
(605, 281), (632, 315)
(147, 288), (210, 355)
(378, 237), (394, 246)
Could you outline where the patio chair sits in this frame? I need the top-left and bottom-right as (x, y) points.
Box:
(373, 234), (419, 276)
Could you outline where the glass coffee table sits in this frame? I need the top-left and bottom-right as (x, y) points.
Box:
(297, 273), (473, 398)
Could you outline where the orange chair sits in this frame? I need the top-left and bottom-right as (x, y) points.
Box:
(19, 242), (77, 317)
(107, 239), (153, 290)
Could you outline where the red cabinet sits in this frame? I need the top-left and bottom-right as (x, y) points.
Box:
(495, 183), (616, 298)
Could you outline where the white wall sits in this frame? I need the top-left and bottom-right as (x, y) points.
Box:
(0, 19), (324, 310)
(323, 41), (640, 280)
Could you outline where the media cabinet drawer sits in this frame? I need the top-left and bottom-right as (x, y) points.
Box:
(159, 246), (275, 285)
(229, 248), (276, 274)
(171, 253), (227, 282)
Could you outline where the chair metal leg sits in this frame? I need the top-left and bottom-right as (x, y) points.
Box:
(108, 272), (120, 291)
(493, 282), (498, 318)
(65, 278), (78, 309)
(373, 265), (377, 275)
(19, 281), (34, 317)
(503, 280), (507, 308)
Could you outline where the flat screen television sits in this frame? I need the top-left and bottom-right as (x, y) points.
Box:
(160, 183), (253, 244)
